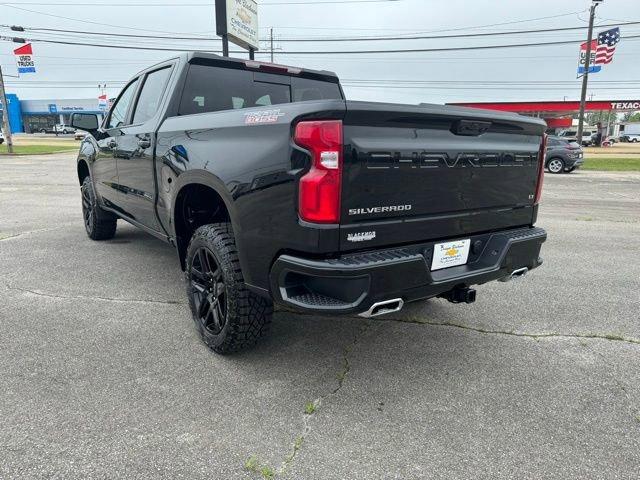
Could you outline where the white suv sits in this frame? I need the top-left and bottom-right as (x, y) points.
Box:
(54, 124), (76, 134)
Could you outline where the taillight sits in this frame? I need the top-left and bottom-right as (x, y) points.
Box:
(294, 120), (343, 223)
(534, 133), (547, 204)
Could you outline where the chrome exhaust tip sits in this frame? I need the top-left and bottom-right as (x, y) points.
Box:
(359, 298), (404, 318)
(499, 267), (529, 282)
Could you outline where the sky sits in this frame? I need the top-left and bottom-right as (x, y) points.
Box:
(1, 0), (639, 105)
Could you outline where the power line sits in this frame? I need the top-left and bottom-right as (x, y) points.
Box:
(262, 22), (640, 42)
(7, 21), (640, 43)
(1, 4), (216, 36)
(4, 33), (640, 54)
(1, 4), (590, 41)
(260, 10), (589, 33)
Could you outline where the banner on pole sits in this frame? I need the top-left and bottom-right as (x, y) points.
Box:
(577, 27), (621, 75)
(14, 43), (36, 74)
(98, 94), (108, 111)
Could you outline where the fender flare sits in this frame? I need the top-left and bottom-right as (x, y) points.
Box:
(76, 139), (98, 185)
(170, 169), (238, 236)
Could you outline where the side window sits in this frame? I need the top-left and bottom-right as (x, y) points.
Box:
(107, 78), (139, 129)
(132, 67), (172, 125)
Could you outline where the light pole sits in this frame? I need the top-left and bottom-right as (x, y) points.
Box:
(577, 0), (604, 142)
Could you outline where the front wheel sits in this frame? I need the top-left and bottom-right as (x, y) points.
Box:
(547, 158), (565, 174)
(81, 176), (117, 240)
(186, 223), (273, 354)
(40, 128), (46, 134)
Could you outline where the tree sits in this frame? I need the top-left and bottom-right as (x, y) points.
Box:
(585, 111), (618, 126)
(622, 111), (640, 122)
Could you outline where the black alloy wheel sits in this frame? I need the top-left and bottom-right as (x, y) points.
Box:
(189, 247), (227, 335)
(80, 176), (117, 240)
(81, 181), (94, 232)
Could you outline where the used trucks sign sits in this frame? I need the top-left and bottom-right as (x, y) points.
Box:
(216, 0), (259, 51)
(14, 43), (36, 74)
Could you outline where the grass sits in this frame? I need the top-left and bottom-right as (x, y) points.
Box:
(0, 144), (78, 155)
(581, 157), (640, 171)
(244, 456), (275, 479)
(304, 401), (316, 415)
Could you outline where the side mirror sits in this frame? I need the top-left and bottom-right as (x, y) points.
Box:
(71, 113), (99, 132)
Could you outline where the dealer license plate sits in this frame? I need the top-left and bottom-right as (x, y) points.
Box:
(431, 239), (471, 271)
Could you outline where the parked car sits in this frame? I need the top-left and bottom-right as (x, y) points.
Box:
(54, 124), (76, 134)
(620, 133), (640, 143)
(546, 136), (584, 173)
(37, 124), (76, 134)
(0, 130), (4, 145)
(558, 129), (595, 146)
(71, 52), (547, 354)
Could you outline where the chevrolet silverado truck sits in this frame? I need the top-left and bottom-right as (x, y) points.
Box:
(71, 53), (547, 354)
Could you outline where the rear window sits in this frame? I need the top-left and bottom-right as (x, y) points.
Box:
(178, 64), (342, 116)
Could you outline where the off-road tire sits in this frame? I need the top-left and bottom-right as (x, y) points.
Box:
(81, 176), (117, 240)
(186, 223), (273, 354)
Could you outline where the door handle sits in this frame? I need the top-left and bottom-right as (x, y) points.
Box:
(138, 138), (151, 149)
(107, 139), (117, 149)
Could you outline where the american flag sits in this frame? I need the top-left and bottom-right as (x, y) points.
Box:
(595, 27), (621, 65)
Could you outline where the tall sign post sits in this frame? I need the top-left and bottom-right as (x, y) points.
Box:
(215, 0), (259, 59)
(577, 0), (603, 143)
(0, 64), (14, 153)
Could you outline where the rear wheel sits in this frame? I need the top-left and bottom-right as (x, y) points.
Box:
(547, 158), (565, 174)
(81, 176), (117, 240)
(186, 223), (272, 354)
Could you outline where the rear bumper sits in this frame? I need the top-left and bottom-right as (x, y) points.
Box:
(269, 226), (546, 315)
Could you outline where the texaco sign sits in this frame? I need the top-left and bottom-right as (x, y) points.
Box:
(610, 101), (640, 110)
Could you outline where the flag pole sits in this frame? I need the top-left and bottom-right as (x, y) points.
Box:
(577, 0), (602, 143)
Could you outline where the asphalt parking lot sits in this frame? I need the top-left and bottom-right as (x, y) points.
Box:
(1, 153), (639, 479)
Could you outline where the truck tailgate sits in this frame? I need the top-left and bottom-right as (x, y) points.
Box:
(340, 101), (546, 251)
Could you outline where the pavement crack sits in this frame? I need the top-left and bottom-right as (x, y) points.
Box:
(0, 226), (67, 241)
(332, 321), (370, 395)
(283, 310), (640, 347)
(383, 317), (640, 346)
(246, 322), (371, 479)
(4, 284), (186, 306)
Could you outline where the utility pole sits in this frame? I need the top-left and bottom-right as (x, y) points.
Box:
(270, 27), (274, 63)
(0, 64), (14, 153)
(577, 0), (603, 142)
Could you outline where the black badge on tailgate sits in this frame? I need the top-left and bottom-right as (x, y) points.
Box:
(451, 120), (492, 136)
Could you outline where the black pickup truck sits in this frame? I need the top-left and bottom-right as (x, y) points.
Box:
(72, 52), (547, 354)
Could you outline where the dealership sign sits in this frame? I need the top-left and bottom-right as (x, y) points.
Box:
(215, 0), (259, 51)
(14, 43), (36, 74)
